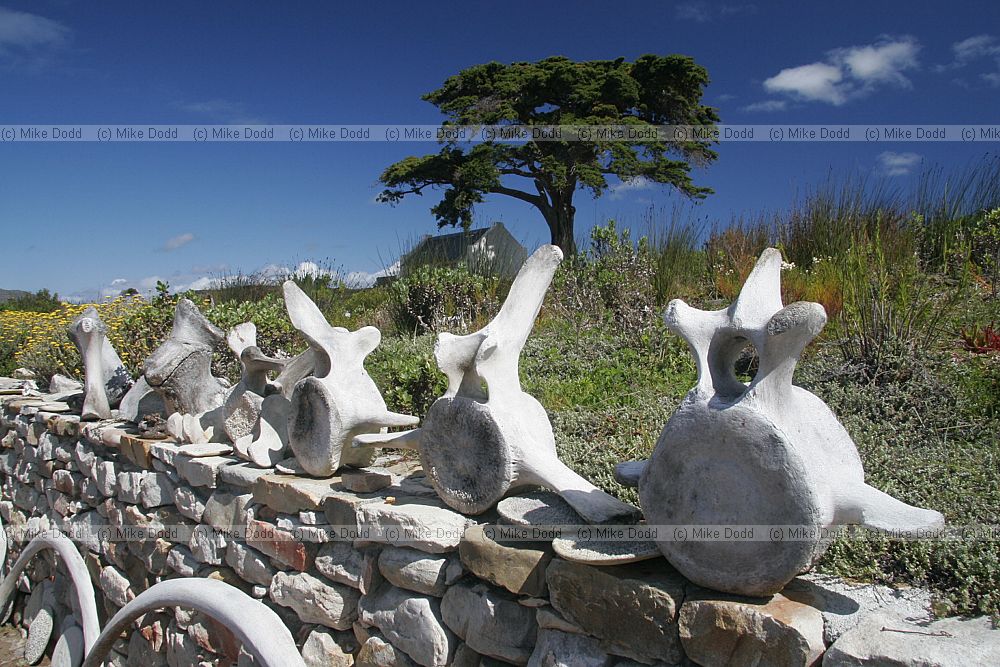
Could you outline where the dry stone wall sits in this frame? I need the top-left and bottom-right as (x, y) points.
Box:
(1, 393), (998, 667)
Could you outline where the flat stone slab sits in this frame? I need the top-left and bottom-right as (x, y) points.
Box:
(177, 443), (233, 457)
(356, 499), (475, 553)
(546, 558), (686, 665)
(497, 491), (583, 527)
(218, 462), (275, 488)
(824, 611), (1000, 666)
(459, 524), (551, 597)
(679, 590), (826, 667)
(175, 454), (237, 488)
(342, 467), (393, 493)
(270, 571), (360, 631)
(253, 473), (342, 514)
(551, 535), (661, 565)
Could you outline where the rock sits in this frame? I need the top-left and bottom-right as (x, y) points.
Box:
(359, 583), (455, 667)
(793, 573), (933, 644)
(166, 545), (200, 577)
(94, 460), (118, 497)
(378, 546), (455, 597)
(167, 623), (208, 666)
(546, 559), (685, 665)
(528, 629), (612, 667)
(177, 443), (233, 457)
(174, 487), (209, 522)
(202, 490), (252, 531)
(189, 525), (227, 564)
(357, 499), (473, 553)
(269, 571), (360, 630)
(460, 524), (551, 597)
(225, 540), (276, 587)
(252, 473), (342, 514)
(99, 565), (134, 608)
(246, 518), (315, 570)
(316, 542), (378, 591)
(536, 608), (584, 634)
(117, 471), (146, 504)
(678, 591), (825, 667)
(324, 490), (385, 534)
(49, 374), (83, 393)
(174, 454), (236, 488)
(441, 581), (536, 665)
(342, 467), (394, 493)
(141, 472), (176, 508)
(357, 634), (417, 667)
(824, 611), (1000, 666)
(219, 462), (275, 488)
(51, 622), (85, 667)
(300, 627), (357, 667)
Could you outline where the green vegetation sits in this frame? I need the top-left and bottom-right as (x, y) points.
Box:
(1, 158), (998, 618)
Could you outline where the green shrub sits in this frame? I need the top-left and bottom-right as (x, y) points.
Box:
(388, 266), (505, 335)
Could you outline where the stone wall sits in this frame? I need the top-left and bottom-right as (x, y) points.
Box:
(1, 397), (997, 667)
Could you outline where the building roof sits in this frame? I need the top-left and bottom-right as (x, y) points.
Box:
(406, 226), (492, 264)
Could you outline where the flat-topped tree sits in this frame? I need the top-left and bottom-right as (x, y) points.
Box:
(377, 55), (718, 255)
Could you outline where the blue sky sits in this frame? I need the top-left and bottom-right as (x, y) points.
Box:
(1, 1), (998, 300)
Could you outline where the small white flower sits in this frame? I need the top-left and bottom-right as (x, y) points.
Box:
(781, 261), (796, 271)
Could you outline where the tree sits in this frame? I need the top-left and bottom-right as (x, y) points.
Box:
(378, 55), (719, 254)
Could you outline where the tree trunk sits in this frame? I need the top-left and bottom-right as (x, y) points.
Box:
(543, 202), (577, 256)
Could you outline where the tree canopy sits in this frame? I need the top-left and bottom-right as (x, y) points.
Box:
(378, 54), (719, 253)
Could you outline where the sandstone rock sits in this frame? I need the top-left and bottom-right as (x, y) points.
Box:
(275, 514), (332, 543)
(300, 626), (357, 667)
(357, 634), (417, 667)
(252, 473), (341, 514)
(225, 540), (276, 587)
(528, 629), (612, 667)
(793, 573), (933, 644)
(269, 571), (360, 630)
(173, 486), (208, 522)
(343, 467), (394, 493)
(219, 462), (275, 488)
(315, 542), (378, 591)
(140, 472), (176, 508)
(824, 611), (1000, 666)
(357, 499), (473, 553)
(189, 525), (227, 564)
(546, 559), (685, 665)
(166, 545), (200, 577)
(116, 471), (145, 504)
(246, 517), (315, 570)
(378, 546), (455, 597)
(441, 581), (536, 665)
(460, 524), (551, 597)
(324, 490), (385, 534)
(174, 454), (236, 488)
(359, 583), (455, 667)
(94, 460), (118, 496)
(202, 490), (252, 531)
(99, 565), (134, 608)
(678, 591), (825, 667)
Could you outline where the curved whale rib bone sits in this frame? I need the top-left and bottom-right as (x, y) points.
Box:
(80, 578), (304, 667)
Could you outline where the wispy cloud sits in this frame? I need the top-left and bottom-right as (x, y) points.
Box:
(876, 151), (922, 177)
(609, 176), (653, 200)
(763, 36), (920, 105)
(743, 99), (787, 112)
(163, 232), (195, 251)
(675, 2), (755, 22)
(175, 99), (265, 124)
(935, 34), (1000, 86)
(0, 6), (70, 67)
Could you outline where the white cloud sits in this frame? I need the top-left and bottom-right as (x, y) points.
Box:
(764, 62), (847, 105)
(0, 7), (69, 55)
(175, 99), (265, 125)
(742, 99), (787, 112)
(675, 2), (710, 22)
(876, 151), (922, 177)
(983, 72), (1000, 87)
(163, 232), (195, 251)
(763, 37), (920, 106)
(935, 34), (1000, 85)
(609, 176), (653, 200)
(675, 2), (755, 22)
(110, 278), (128, 286)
